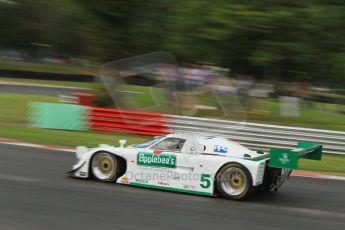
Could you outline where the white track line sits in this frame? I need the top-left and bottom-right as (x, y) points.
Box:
(0, 139), (74, 152)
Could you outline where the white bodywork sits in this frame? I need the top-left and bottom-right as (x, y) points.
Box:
(70, 133), (268, 196)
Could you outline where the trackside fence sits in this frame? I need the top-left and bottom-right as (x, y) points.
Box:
(28, 102), (344, 155)
(167, 115), (345, 155)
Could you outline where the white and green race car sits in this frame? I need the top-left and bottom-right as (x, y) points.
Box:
(68, 132), (322, 200)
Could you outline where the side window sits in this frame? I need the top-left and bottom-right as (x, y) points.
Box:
(150, 138), (186, 152)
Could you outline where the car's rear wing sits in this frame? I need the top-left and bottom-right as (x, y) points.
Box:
(268, 142), (322, 169)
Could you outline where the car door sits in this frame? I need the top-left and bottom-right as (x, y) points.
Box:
(128, 137), (185, 188)
(148, 136), (208, 193)
(173, 137), (211, 193)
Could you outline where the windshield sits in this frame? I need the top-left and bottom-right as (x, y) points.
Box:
(150, 138), (186, 152)
(133, 136), (164, 148)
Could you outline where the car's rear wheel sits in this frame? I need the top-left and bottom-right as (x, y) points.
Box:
(216, 163), (252, 200)
(91, 152), (118, 182)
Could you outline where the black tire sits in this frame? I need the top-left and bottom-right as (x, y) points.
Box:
(90, 152), (119, 182)
(216, 163), (253, 200)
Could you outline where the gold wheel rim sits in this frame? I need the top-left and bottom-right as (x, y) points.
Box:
(92, 152), (117, 181)
(220, 167), (247, 196)
(99, 158), (113, 173)
(228, 173), (244, 189)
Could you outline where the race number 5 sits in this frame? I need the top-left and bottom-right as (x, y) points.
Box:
(200, 174), (211, 189)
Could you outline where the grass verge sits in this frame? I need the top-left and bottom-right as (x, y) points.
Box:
(251, 99), (345, 131)
(0, 93), (58, 123)
(299, 154), (345, 174)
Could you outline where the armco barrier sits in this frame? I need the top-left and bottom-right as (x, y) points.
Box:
(89, 107), (170, 136)
(168, 115), (345, 155)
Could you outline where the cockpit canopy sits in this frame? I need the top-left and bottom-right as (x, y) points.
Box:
(132, 133), (255, 157)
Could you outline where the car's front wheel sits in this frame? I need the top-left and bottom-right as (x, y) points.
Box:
(216, 163), (253, 200)
(91, 152), (118, 182)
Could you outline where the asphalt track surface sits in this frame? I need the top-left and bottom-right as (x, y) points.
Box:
(0, 84), (88, 96)
(0, 143), (344, 230)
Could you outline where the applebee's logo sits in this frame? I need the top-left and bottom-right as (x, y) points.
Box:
(137, 152), (176, 168)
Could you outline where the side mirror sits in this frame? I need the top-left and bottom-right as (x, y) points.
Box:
(119, 139), (127, 148)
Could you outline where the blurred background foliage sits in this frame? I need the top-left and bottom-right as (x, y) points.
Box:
(1, 0), (345, 85)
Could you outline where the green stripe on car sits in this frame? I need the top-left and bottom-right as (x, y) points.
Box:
(130, 182), (212, 196)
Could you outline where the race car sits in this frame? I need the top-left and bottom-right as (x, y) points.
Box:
(68, 132), (322, 200)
